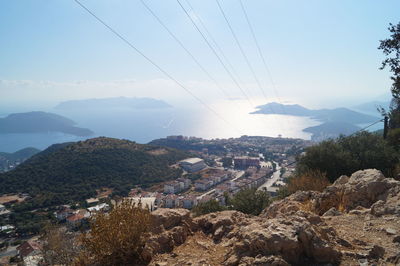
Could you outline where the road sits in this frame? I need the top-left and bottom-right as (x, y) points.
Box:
(258, 163), (281, 191)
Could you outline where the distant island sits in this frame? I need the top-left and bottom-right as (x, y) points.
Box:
(303, 122), (361, 142)
(252, 102), (378, 124)
(0, 111), (94, 136)
(55, 96), (172, 110)
(252, 102), (381, 141)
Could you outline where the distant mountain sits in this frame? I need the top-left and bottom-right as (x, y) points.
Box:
(303, 122), (361, 142)
(352, 100), (390, 114)
(0, 147), (40, 172)
(0, 111), (94, 136)
(55, 97), (172, 110)
(0, 137), (189, 207)
(252, 102), (378, 124)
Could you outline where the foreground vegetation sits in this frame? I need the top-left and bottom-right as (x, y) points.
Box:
(192, 188), (270, 216)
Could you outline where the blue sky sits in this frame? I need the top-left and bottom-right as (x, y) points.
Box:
(0, 0), (399, 109)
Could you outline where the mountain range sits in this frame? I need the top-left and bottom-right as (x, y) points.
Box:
(252, 102), (382, 140)
(55, 97), (172, 110)
(252, 102), (379, 124)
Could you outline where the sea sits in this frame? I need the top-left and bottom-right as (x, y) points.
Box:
(0, 99), (322, 152)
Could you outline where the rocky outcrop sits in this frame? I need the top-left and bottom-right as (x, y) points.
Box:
(146, 169), (400, 265)
(142, 209), (194, 262)
(313, 169), (400, 215)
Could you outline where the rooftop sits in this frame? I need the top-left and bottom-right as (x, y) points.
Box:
(180, 157), (204, 164)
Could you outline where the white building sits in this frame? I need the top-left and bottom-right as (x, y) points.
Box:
(163, 194), (179, 208)
(128, 197), (157, 211)
(182, 196), (198, 209)
(179, 158), (207, 173)
(194, 179), (213, 191)
(176, 178), (192, 190)
(87, 203), (110, 213)
(164, 181), (182, 194)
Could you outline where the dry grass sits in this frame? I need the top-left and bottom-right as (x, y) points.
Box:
(146, 148), (168, 156)
(288, 170), (331, 194)
(0, 194), (26, 204)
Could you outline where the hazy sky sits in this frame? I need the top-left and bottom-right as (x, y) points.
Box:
(1, 0), (399, 110)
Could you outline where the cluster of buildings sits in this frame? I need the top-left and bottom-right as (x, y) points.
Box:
(164, 178), (191, 194)
(128, 191), (220, 210)
(53, 202), (110, 228)
(194, 170), (230, 191)
(233, 156), (260, 169)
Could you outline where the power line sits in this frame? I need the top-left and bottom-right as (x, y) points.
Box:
(214, 0), (283, 132)
(215, 0), (268, 102)
(73, 0), (243, 135)
(176, 0), (255, 108)
(238, 0), (287, 116)
(139, 0), (231, 99)
(348, 119), (384, 137)
(183, 0), (251, 99)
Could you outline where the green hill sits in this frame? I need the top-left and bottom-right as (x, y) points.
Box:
(0, 137), (189, 208)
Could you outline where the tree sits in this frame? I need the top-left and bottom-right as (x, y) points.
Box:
(221, 157), (233, 168)
(379, 22), (400, 146)
(296, 132), (398, 181)
(379, 22), (400, 100)
(228, 188), (270, 215)
(76, 199), (151, 265)
(192, 199), (226, 217)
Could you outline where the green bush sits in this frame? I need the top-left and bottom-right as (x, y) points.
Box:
(228, 188), (270, 216)
(296, 132), (398, 182)
(192, 199), (226, 217)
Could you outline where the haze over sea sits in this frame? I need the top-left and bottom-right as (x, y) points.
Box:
(0, 98), (322, 152)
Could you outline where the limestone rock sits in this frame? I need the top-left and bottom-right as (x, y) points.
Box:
(151, 208), (192, 233)
(313, 169), (400, 214)
(322, 207), (342, 216)
(238, 255), (290, 266)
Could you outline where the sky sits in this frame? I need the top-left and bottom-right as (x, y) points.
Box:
(0, 0), (399, 111)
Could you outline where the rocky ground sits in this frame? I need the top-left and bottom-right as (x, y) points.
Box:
(143, 169), (400, 266)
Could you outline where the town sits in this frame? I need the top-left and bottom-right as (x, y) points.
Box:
(0, 135), (309, 264)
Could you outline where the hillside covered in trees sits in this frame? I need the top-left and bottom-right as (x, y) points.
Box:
(0, 137), (189, 208)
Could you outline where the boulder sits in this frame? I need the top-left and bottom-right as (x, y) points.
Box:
(142, 208), (194, 262)
(260, 190), (318, 218)
(195, 211), (249, 241)
(151, 208), (192, 233)
(229, 214), (341, 265)
(313, 169), (400, 214)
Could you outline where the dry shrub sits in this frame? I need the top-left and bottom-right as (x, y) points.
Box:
(288, 170), (330, 194)
(75, 199), (151, 266)
(41, 224), (81, 265)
